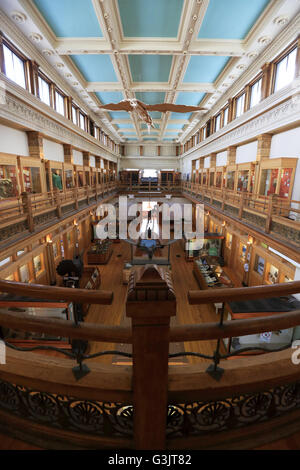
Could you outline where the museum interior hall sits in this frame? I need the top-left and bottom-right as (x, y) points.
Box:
(0, 0), (300, 451)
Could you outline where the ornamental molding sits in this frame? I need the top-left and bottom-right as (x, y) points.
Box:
(0, 8), (121, 143)
(0, 76), (118, 163)
(180, 81), (300, 160)
(180, 10), (300, 143)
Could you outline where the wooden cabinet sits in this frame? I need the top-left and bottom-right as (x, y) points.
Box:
(257, 158), (297, 199)
(86, 240), (113, 264)
(193, 258), (234, 289)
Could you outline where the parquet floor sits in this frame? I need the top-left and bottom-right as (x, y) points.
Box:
(85, 239), (224, 364)
(1, 239), (299, 449)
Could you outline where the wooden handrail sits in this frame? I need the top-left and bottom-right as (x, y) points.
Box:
(188, 281), (300, 305)
(0, 309), (132, 343)
(169, 309), (300, 342)
(0, 280), (113, 305)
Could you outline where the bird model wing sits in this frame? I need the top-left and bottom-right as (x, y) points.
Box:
(145, 103), (206, 113)
(98, 100), (133, 111)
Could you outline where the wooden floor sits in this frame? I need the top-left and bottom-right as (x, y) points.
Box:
(85, 239), (224, 365)
(1, 239), (300, 449)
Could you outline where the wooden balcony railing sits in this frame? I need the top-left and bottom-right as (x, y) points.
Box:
(1, 279), (300, 449)
(0, 182), (118, 245)
(181, 181), (300, 245)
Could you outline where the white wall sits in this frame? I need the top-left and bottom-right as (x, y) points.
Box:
(143, 145), (157, 157)
(216, 151), (227, 167)
(73, 150), (83, 165)
(161, 145), (177, 157)
(270, 128), (300, 158)
(0, 124), (29, 156)
(90, 156), (95, 167)
(204, 156), (210, 168)
(43, 139), (64, 162)
(120, 157), (178, 171)
(236, 141), (258, 164)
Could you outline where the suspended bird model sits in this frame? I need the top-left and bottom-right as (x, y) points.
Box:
(98, 99), (206, 132)
(124, 237), (177, 261)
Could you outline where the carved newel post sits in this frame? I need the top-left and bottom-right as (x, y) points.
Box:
(126, 265), (176, 450)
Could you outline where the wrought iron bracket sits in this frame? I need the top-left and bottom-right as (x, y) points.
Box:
(72, 363), (90, 381)
(206, 364), (224, 381)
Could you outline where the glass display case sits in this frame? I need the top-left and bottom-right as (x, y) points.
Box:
(237, 170), (249, 192)
(215, 170), (223, 188)
(0, 164), (19, 198)
(64, 164), (74, 189)
(226, 171), (236, 190)
(258, 158), (297, 199)
(22, 166), (42, 193)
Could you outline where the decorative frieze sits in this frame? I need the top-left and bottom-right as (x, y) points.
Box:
(0, 80), (118, 164)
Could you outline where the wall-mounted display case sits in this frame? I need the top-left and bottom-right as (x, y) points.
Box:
(257, 158), (297, 199)
(226, 166), (237, 190)
(18, 156), (45, 194)
(0, 154), (20, 198)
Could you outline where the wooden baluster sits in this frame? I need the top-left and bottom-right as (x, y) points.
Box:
(53, 187), (62, 218)
(239, 192), (245, 219)
(21, 192), (34, 232)
(126, 266), (176, 450)
(265, 194), (275, 233)
(74, 187), (78, 210)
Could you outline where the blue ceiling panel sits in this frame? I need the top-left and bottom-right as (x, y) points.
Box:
(170, 112), (191, 120)
(176, 92), (205, 106)
(183, 56), (230, 83)
(96, 91), (124, 104)
(117, 0), (184, 38)
(129, 55), (172, 82)
(33, 0), (103, 37)
(109, 111), (131, 120)
(135, 92), (166, 104)
(117, 123), (134, 129)
(166, 123), (183, 129)
(71, 55), (118, 82)
(198, 0), (271, 39)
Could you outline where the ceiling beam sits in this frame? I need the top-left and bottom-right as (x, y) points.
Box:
(86, 81), (216, 93)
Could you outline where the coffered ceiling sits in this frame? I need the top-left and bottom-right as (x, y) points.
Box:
(1, 0), (299, 145)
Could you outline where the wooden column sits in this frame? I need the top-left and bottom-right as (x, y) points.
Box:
(227, 98), (234, 123)
(27, 131), (44, 159)
(66, 96), (73, 121)
(256, 133), (272, 162)
(244, 84), (251, 112)
(82, 151), (90, 167)
(261, 63), (273, 100)
(0, 31), (6, 74)
(46, 241), (56, 285)
(63, 144), (74, 164)
(227, 146), (236, 165)
(140, 145), (143, 157)
(27, 60), (39, 97)
(126, 266), (176, 450)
